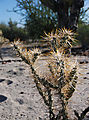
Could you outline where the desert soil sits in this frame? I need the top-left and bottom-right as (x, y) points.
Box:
(0, 44), (89, 120)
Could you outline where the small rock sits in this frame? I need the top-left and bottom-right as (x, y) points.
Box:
(2, 61), (7, 64)
(20, 92), (24, 94)
(83, 77), (87, 79)
(19, 68), (25, 71)
(0, 79), (5, 83)
(0, 95), (7, 103)
(28, 107), (33, 110)
(85, 61), (88, 64)
(79, 60), (88, 64)
(39, 117), (43, 120)
(79, 61), (84, 64)
(6, 60), (11, 62)
(7, 70), (17, 75)
(7, 80), (13, 85)
(16, 98), (24, 105)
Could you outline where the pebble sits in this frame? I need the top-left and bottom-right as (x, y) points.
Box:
(0, 79), (5, 83)
(16, 98), (24, 105)
(0, 95), (7, 103)
(6, 80), (13, 85)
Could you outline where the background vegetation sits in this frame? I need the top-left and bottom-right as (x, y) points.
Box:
(77, 21), (89, 48)
(0, 19), (28, 42)
(0, 0), (89, 48)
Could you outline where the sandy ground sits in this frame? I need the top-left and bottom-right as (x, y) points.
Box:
(0, 46), (48, 120)
(0, 45), (89, 120)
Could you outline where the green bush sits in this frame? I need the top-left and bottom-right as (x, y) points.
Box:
(0, 22), (29, 42)
(25, 16), (56, 40)
(77, 23), (89, 48)
(15, 0), (57, 40)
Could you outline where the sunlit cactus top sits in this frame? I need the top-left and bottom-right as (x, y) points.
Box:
(43, 28), (77, 55)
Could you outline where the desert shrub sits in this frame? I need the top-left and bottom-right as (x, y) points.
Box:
(25, 15), (56, 40)
(77, 23), (89, 48)
(0, 29), (9, 46)
(0, 22), (29, 42)
(0, 23), (9, 38)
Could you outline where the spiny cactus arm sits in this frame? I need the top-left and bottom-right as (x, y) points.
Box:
(29, 48), (42, 64)
(68, 67), (78, 82)
(74, 106), (89, 120)
(30, 61), (58, 89)
(14, 44), (58, 89)
(57, 60), (65, 88)
(48, 56), (67, 88)
(14, 44), (55, 106)
(48, 55), (68, 88)
(56, 109), (68, 120)
(48, 63), (56, 78)
(32, 53), (39, 63)
(47, 59), (69, 119)
(57, 60), (69, 119)
(62, 79), (77, 101)
(47, 88), (55, 119)
(80, 106), (89, 120)
(62, 67), (78, 100)
(34, 79), (50, 106)
(74, 110), (81, 120)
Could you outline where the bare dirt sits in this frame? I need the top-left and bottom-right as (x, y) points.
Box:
(0, 45), (89, 120)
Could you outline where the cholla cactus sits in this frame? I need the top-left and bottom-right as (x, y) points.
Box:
(13, 28), (78, 120)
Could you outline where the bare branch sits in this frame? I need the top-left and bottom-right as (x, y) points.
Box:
(40, 0), (58, 12)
